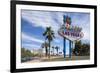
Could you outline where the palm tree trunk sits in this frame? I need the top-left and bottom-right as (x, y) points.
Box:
(69, 40), (72, 58)
(53, 48), (54, 56)
(45, 48), (48, 57)
(63, 37), (66, 58)
(57, 49), (58, 56)
(48, 41), (51, 58)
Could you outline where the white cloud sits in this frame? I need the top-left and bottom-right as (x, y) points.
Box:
(21, 10), (90, 43)
(22, 32), (44, 43)
(82, 30), (90, 40)
(81, 29), (90, 44)
(22, 43), (41, 49)
(22, 10), (54, 28)
(54, 39), (60, 43)
(21, 10), (63, 38)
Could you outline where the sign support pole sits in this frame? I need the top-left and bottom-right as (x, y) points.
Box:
(63, 15), (66, 59)
(69, 40), (72, 58)
(63, 37), (66, 58)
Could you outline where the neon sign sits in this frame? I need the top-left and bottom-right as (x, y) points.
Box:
(58, 15), (84, 58)
(58, 24), (84, 41)
(58, 21), (84, 41)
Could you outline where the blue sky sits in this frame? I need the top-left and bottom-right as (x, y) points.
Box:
(21, 10), (90, 55)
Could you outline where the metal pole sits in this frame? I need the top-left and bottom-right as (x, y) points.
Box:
(63, 15), (66, 59)
(63, 37), (66, 58)
(69, 40), (72, 58)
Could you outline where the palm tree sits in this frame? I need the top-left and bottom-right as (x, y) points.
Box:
(52, 46), (55, 55)
(43, 27), (55, 58)
(73, 40), (82, 56)
(55, 46), (59, 56)
(41, 41), (49, 57)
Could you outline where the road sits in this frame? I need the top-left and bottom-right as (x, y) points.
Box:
(23, 56), (90, 63)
